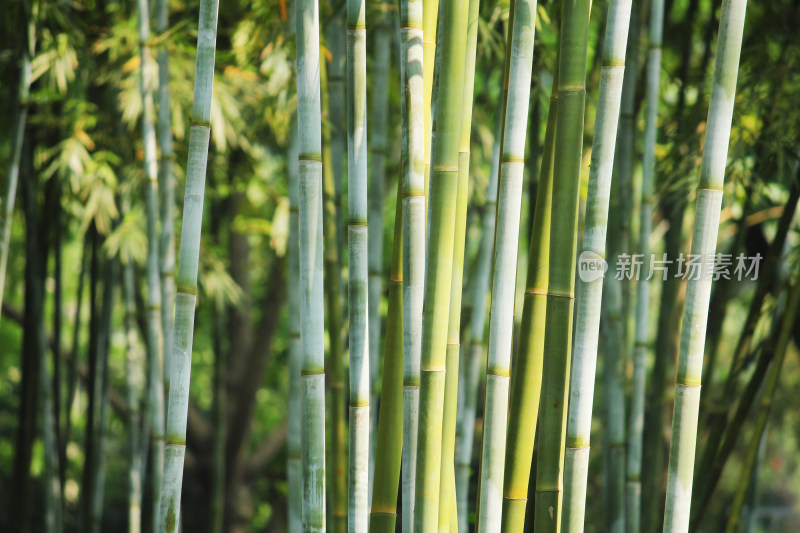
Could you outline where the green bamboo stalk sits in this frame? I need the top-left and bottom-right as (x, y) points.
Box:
(723, 282), (800, 533)
(400, 0), (425, 527)
(456, 113), (500, 533)
(295, 0), (327, 528)
(156, 0), (176, 395)
(413, 0), (469, 527)
(561, 1), (632, 532)
(158, 0), (220, 528)
(475, 0), (538, 529)
(534, 0), (591, 529)
(0, 2), (34, 325)
(422, 0), (440, 203)
(437, 0), (480, 526)
(627, 1), (663, 530)
(369, 178), (404, 533)
(137, 0), (166, 527)
(662, 1), (748, 531)
(322, 54), (348, 533)
(368, 14), (392, 498)
(347, 0), (370, 527)
(500, 57), (558, 533)
(288, 119), (303, 533)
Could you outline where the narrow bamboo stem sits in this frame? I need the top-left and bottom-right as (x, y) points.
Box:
(534, 0), (591, 528)
(561, 1), (632, 531)
(662, 1), (748, 531)
(422, 0), (440, 205)
(158, 0), (220, 528)
(475, 0), (538, 529)
(413, 0), (469, 527)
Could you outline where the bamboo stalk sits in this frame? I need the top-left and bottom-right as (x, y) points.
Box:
(422, 0), (440, 203)
(475, 0), (538, 529)
(413, 0), (469, 527)
(347, 0), (370, 526)
(437, 0), (481, 526)
(662, 1), (748, 531)
(158, 0), (221, 528)
(400, 0), (425, 526)
(533, 0), (591, 528)
(137, 0), (166, 527)
(561, 1), (632, 531)
(500, 56), (558, 533)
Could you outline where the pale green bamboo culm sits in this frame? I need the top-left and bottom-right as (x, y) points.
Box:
(534, 0), (591, 529)
(628, 0), (663, 530)
(560, 0), (632, 532)
(0, 2), (34, 326)
(475, 0), (538, 529)
(137, 0), (166, 528)
(422, 0), (440, 205)
(500, 55), (557, 533)
(156, 0), (176, 400)
(158, 0), (221, 529)
(400, 0), (425, 528)
(413, 0), (469, 528)
(437, 0), (481, 526)
(662, 0), (748, 531)
(347, 0), (370, 527)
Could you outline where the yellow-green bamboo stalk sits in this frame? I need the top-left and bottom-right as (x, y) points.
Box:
(369, 178), (404, 533)
(347, 0), (370, 527)
(158, 0), (220, 528)
(534, 0), (591, 529)
(561, 2), (632, 532)
(437, 0), (481, 527)
(500, 57), (558, 533)
(137, 0), (166, 527)
(413, 0), (469, 528)
(156, 0), (176, 398)
(401, 0), (425, 527)
(422, 0), (440, 204)
(475, 0), (538, 530)
(662, 1), (747, 531)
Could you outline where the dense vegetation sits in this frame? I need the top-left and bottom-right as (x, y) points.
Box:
(1, 0), (799, 532)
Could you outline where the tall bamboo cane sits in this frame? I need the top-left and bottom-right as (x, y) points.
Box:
(137, 0), (166, 527)
(628, 0), (663, 530)
(456, 118), (500, 533)
(500, 55), (558, 533)
(369, 179), (404, 533)
(156, 0), (176, 396)
(422, 0), (440, 203)
(534, 0), (591, 529)
(368, 14), (392, 497)
(475, 0), (538, 529)
(347, 0), (370, 526)
(662, 1), (747, 531)
(437, 0), (481, 526)
(401, 0), (425, 527)
(158, 0), (220, 528)
(0, 6), (34, 326)
(413, 0), (469, 527)
(288, 120), (303, 533)
(561, 1), (632, 532)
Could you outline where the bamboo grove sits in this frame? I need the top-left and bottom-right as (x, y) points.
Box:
(3, 0), (800, 532)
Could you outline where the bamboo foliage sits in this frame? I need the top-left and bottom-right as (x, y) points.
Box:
(158, 0), (221, 528)
(347, 0), (370, 526)
(561, 1), (632, 532)
(534, 0), (591, 529)
(475, 0), (538, 529)
(401, 0), (425, 527)
(662, 0), (748, 531)
(136, 0), (166, 527)
(413, 0), (469, 528)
